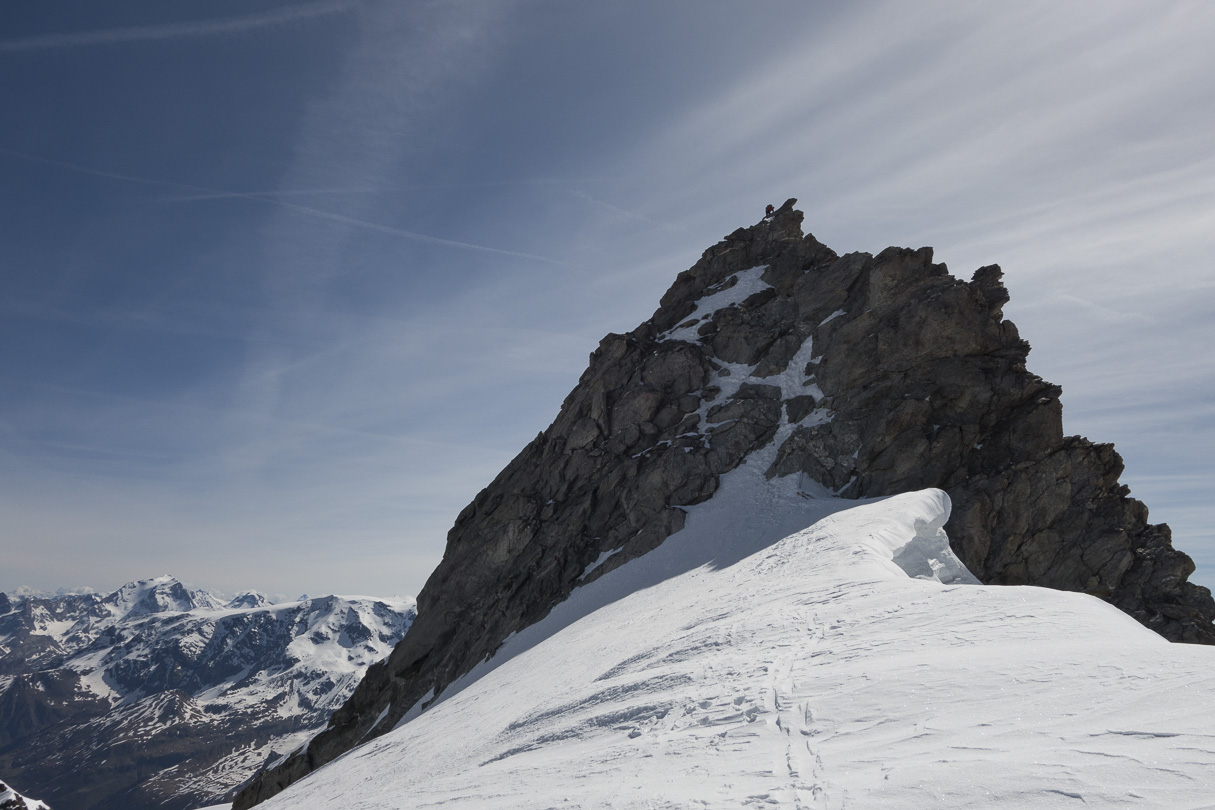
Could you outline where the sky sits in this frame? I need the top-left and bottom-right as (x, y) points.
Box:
(1, 0), (1212, 600)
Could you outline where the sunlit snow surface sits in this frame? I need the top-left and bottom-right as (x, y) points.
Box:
(260, 464), (1215, 808)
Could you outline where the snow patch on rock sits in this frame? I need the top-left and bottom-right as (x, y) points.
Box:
(659, 265), (770, 343)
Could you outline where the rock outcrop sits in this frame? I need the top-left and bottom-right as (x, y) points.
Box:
(236, 199), (1215, 808)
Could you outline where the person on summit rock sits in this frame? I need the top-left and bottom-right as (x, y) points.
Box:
(764, 204), (775, 219)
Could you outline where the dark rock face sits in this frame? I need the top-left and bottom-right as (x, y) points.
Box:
(236, 199), (1215, 808)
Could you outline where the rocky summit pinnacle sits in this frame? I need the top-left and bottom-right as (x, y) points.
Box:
(235, 199), (1215, 807)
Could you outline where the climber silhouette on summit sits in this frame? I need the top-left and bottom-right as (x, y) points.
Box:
(764, 204), (775, 219)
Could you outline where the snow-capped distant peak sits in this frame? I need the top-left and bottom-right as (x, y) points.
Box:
(104, 576), (193, 617)
(101, 575), (226, 618)
(226, 591), (272, 609)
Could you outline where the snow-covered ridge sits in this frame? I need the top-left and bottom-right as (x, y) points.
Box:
(259, 461), (1215, 808)
(0, 577), (415, 810)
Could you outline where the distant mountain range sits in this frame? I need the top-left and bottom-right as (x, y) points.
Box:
(0, 576), (414, 810)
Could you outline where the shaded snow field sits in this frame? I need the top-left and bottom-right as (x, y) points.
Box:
(252, 448), (1215, 809)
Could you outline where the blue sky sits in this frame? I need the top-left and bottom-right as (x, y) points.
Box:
(2, 0), (1213, 600)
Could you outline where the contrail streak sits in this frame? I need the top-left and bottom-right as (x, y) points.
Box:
(0, 0), (354, 53)
(277, 199), (568, 264)
(0, 146), (566, 265)
(161, 188), (377, 202)
(0, 146), (192, 189)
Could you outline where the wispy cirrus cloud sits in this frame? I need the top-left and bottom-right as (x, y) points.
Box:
(0, 0), (355, 53)
(7, 0), (1214, 599)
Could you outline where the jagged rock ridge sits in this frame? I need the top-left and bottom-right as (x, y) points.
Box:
(236, 199), (1215, 808)
(0, 577), (415, 810)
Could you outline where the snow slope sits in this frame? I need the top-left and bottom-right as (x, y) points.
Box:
(255, 454), (1215, 809)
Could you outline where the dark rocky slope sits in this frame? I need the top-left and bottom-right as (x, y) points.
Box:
(236, 199), (1215, 808)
